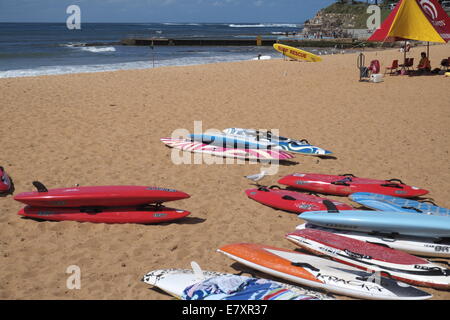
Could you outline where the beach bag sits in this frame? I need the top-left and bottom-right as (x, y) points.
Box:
(359, 67), (369, 78)
(369, 60), (380, 74)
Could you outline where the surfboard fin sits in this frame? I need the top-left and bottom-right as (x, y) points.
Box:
(322, 200), (339, 213)
(32, 181), (48, 193)
(191, 261), (205, 281)
(291, 262), (320, 272)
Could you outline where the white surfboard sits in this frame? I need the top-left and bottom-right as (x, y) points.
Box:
(142, 266), (331, 300)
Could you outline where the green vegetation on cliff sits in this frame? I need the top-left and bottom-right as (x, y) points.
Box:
(320, 1), (392, 29)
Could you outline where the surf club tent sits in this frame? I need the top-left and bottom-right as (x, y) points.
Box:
(368, 0), (450, 61)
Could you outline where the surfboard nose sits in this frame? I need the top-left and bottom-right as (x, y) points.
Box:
(141, 270), (165, 285)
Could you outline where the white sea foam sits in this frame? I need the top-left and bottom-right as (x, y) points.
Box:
(61, 42), (86, 47)
(0, 53), (266, 78)
(251, 55), (271, 60)
(163, 23), (202, 26)
(0, 61), (150, 78)
(80, 46), (117, 53)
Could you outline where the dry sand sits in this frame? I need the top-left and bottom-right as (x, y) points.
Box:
(0, 43), (449, 300)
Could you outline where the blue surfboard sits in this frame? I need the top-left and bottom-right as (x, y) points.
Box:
(276, 140), (332, 156)
(223, 128), (333, 156)
(350, 192), (450, 217)
(189, 133), (278, 150)
(299, 209), (450, 239)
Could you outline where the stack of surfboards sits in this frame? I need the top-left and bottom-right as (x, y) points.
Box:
(272, 172), (450, 238)
(14, 181), (191, 224)
(0, 166), (12, 194)
(161, 128), (332, 161)
(246, 172), (450, 255)
(245, 172), (429, 214)
(217, 183), (450, 299)
(300, 202), (450, 239)
(274, 172), (450, 244)
(216, 242), (433, 300)
(304, 192), (450, 258)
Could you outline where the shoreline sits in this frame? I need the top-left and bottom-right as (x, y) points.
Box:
(0, 44), (418, 80)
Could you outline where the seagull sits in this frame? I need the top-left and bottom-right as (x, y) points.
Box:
(245, 170), (267, 185)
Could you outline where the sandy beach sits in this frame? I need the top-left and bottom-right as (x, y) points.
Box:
(0, 43), (449, 300)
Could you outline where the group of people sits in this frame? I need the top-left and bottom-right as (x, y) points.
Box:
(362, 49), (446, 81)
(398, 41), (449, 75)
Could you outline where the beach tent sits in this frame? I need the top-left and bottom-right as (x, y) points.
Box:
(368, 0), (450, 43)
(368, 0), (450, 61)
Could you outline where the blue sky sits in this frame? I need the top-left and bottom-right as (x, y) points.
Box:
(0, 0), (336, 23)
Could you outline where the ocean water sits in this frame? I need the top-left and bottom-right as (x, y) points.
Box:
(0, 22), (316, 78)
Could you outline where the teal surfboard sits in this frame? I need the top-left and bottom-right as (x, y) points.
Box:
(299, 208), (450, 239)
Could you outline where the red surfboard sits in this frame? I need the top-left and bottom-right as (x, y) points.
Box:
(18, 205), (190, 224)
(14, 182), (190, 207)
(245, 186), (354, 213)
(278, 173), (428, 198)
(0, 166), (11, 193)
(286, 228), (450, 289)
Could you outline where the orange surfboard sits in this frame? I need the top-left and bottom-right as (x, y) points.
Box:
(217, 243), (431, 300)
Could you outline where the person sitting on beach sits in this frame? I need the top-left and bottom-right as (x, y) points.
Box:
(417, 52), (431, 73)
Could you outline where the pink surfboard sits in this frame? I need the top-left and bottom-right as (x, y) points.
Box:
(161, 138), (294, 161)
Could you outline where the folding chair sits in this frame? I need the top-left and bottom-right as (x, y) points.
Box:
(385, 59), (399, 75)
(404, 58), (414, 71)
